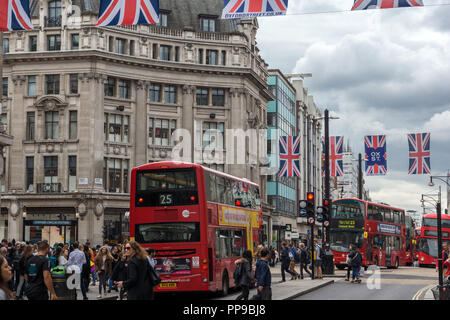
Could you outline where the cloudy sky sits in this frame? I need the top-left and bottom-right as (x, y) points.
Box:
(256, 0), (450, 213)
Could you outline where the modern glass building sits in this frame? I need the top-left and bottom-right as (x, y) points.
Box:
(267, 70), (297, 249)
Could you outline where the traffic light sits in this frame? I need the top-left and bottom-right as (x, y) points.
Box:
(299, 192), (315, 219)
(317, 199), (331, 226)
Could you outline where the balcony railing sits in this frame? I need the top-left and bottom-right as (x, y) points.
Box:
(37, 183), (61, 193)
(45, 16), (62, 28)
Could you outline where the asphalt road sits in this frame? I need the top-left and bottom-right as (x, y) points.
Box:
(294, 266), (438, 300)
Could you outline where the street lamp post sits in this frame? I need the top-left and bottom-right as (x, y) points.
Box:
(22, 207), (27, 242)
(428, 176), (450, 300)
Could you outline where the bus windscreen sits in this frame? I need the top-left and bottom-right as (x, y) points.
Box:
(135, 222), (200, 243)
(135, 168), (198, 207)
(332, 200), (365, 219)
(422, 218), (450, 229)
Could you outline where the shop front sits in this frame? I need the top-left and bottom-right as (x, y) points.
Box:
(103, 209), (129, 244)
(23, 208), (77, 245)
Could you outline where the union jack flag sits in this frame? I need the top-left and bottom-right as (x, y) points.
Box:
(96, 0), (159, 27)
(278, 136), (300, 177)
(364, 135), (387, 176)
(222, 0), (288, 19)
(351, 0), (423, 10)
(0, 0), (33, 31)
(408, 133), (431, 175)
(329, 136), (344, 177)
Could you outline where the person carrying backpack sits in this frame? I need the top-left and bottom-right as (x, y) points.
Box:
(280, 242), (296, 282)
(298, 243), (311, 279)
(234, 250), (253, 300)
(288, 243), (299, 280)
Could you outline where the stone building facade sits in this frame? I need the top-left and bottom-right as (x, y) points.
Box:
(0, 0), (273, 245)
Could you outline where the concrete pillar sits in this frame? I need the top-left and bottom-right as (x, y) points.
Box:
(182, 85), (194, 162)
(134, 81), (147, 166)
(9, 76), (26, 192)
(78, 72), (104, 192)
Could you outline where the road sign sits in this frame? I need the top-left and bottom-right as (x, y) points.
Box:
(308, 217), (315, 225)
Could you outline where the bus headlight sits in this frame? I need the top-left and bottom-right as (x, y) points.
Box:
(420, 257), (424, 262)
(203, 278), (208, 283)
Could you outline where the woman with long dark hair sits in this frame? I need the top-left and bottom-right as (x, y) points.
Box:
(15, 245), (33, 299)
(116, 241), (153, 300)
(0, 255), (14, 300)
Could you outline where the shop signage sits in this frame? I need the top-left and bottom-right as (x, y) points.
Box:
(27, 220), (75, 226)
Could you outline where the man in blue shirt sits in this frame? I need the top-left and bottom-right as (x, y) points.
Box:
(253, 248), (272, 300)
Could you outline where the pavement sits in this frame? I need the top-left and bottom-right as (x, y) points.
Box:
(80, 263), (337, 301)
(214, 263), (336, 300)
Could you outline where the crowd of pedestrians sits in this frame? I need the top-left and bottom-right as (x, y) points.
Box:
(0, 238), (160, 300)
(232, 239), (329, 301)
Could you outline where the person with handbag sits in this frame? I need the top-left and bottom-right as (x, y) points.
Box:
(344, 244), (354, 282)
(111, 252), (128, 300)
(348, 245), (362, 283)
(234, 250), (253, 300)
(116, 241), (154, 300)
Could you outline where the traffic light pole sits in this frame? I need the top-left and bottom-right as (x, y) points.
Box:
(324, 109), (330, 244)
(310, 222), (315, 280)
(358, 153), (363, 200)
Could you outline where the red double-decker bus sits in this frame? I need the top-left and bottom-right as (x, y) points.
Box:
(416, 213), (450, 267)
(330, 198), (407, 269)
(129, 161), (263, 295)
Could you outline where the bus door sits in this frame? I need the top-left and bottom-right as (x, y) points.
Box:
(366, 235), (374, 264)
(385, 237), (392, 267)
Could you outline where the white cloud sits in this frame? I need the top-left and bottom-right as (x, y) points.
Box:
(424, 110), (450, 142)
(256, 2), (450, 208)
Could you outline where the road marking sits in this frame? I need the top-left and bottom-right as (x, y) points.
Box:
(413, 284), (434, 300)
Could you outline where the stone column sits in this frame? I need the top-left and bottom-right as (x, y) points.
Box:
(182, 85), (195, 162)
(134, 81), (147, 166)
(78, 72), (104, 192)
(9, 76), (26, 192)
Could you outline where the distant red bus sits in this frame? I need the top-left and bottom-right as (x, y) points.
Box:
(129, 161), (263, 295)
(414, 227), (421, 261)
(416, 213), (450, 267)
(331, 198), (407, 269)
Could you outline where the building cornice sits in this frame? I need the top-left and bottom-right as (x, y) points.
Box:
(4, 50), (273, 101)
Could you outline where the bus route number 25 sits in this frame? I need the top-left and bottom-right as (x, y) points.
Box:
(160, 194), (173, 205)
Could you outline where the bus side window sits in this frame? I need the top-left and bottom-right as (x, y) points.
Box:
(216, 175), (226, 205)
(224, 178), (232, 206)
(375, 206), (383, 221)
(255, 187), (261, 208)
(206, 172), (217, 203)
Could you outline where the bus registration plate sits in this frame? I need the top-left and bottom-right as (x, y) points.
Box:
(160, 283), (177, 288)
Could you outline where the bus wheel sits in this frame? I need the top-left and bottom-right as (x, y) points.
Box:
(221, 273), (229, 297)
